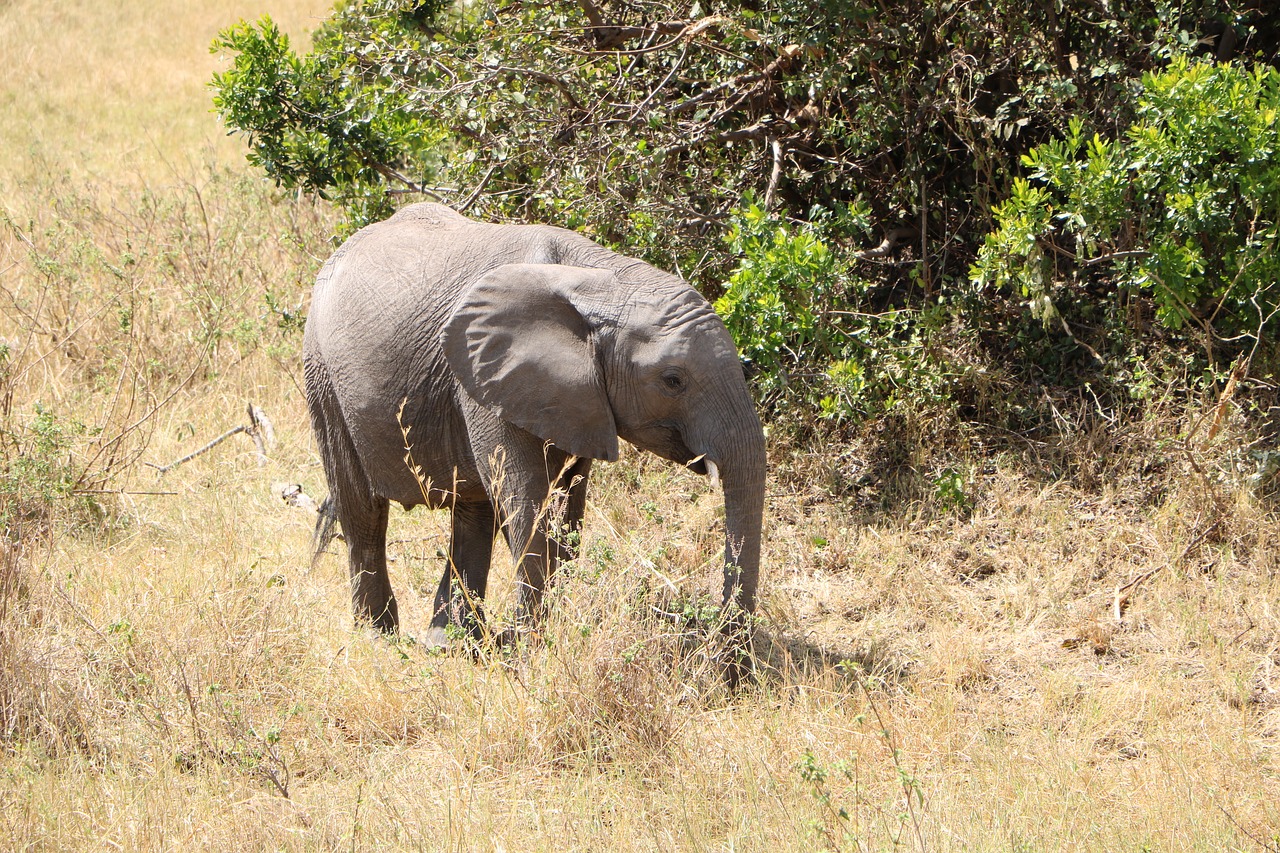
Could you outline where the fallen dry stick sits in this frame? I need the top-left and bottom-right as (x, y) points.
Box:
(147, 403), (274, 475)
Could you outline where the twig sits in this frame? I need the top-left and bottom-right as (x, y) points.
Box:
(854, 227), (919, 260)
(147, 403), (275, 475)
(75, 341), (214, 488)
(858, 675), (928, 852)
(659, 120), (776, 156)
(1113, 521), (1218, 622)
(575, 3), (723, 54)
(763, 137), (784, 211)
(629, 41), (690, 121)
(1215, 802), (1280, 852)
(247, 403), (274, 463)
(1057, 313), (1105, 366)
(147, 425), (249, 475)
(1205, 356), (1246, 443)
(1078, 249), (1152, 266)
(919, 176), (931, 295)
(369, 163), (445, 201)
(457, 162), (502, 214)
(666, 46), (804, 118)
(490, 66), (584, 111)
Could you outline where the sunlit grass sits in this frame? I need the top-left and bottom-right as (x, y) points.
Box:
(0, 0), (325, 185)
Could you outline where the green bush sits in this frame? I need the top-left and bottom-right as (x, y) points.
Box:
(716, 205), (851, 385)
(716, 206), (967, 426)
(975, 59), (1280, 342)
(0, 405), (95, 536)
(211, 1), (1280, 476)
(213, 0), (1277, 258)
(212, 9), (446, 231)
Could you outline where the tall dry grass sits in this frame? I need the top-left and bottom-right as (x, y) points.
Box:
(0, 0), (325, 186)
(1, 1), (1278, 850)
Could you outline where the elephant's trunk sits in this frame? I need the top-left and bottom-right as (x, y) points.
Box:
(712, 429), (765, 689)
(717, 432), (766, 616)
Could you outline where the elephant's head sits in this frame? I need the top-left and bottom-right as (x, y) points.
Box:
(442, 262), (766, 618)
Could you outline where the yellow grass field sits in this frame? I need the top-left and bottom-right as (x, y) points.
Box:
(1, 2), (1277, 849)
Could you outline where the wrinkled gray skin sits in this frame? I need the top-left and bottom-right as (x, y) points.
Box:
(304, 203), (765, 651)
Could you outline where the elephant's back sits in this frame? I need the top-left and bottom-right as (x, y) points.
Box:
(302, 208), (546, 506)
(306, 209), (594, 353)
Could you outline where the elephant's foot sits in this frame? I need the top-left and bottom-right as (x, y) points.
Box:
(419, 626), (449, 650)
(352, 591), (399, 635)
(422, 621), (494, 657)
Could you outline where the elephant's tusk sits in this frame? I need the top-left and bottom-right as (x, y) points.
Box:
(706, 459), (721, 491)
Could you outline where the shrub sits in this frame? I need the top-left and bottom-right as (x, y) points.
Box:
(211, 1), (1280, 484)
(974, 59), (1280, 344)
(0, 405), (96, 537)
(716, 205), (970, 428)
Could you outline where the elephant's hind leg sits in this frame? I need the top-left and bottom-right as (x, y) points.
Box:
(342, 494), (397, 633)
(306, 362), (399, 633)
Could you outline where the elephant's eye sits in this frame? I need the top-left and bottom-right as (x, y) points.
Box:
(660, 370), (686, 394)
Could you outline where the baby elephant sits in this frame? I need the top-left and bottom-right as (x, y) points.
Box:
(304, 203), (765, 653)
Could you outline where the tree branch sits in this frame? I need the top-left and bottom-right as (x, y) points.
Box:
(369, 163), (445, 201)
(575, 3), (725, 53)
(660, 120), (777, 156)
(489, 66), (584, 111)
(764, 137), (784, 211)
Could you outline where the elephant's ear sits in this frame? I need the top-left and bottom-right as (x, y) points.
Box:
(442, 263), (619, 461)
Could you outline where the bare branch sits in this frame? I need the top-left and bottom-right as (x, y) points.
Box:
(147, 403), (275, 475)
(853, 226), (920, 260)
(146, 425), (248, 475)
(660, 120), (776, 156)
(669, 44), (805, 116)
(574, 5), (727, 54)
(369, 163), (446, 201)
(457, 162), (502, 214)
(763, 138), (784, 211)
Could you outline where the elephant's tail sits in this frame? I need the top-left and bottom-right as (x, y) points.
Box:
(310, 494), (341, 570)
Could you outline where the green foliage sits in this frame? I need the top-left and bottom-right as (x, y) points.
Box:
(212, 9), (446, 230)
(976, 59), (1280, 340)
(797, 747), (857, 848)
(716, 206), (968, 426)
(716, 204), (849, 382)
(932, 467), (972, 513)
(211, 0), (1277, 255)
(0, 405), (96, 535)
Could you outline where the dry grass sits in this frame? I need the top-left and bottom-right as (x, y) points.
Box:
(0, 0), (325, 186)
(1, 2), (1279, 850)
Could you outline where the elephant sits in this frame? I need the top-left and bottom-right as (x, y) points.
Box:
(303, 202), (765, 660)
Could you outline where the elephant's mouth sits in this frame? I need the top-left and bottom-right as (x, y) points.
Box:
(620, 421), (709, 474)
(685, 455), (709, 476)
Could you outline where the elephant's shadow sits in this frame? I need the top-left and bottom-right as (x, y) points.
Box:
(749, 624), (913, 689)
(645, 602), (912, 693)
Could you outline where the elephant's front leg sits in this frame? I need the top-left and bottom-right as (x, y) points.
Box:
(549, 457), (592, 567)
(493, 448), (586, 629)
(429, 500), (496, 645)
(501, 499), (556, 626)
